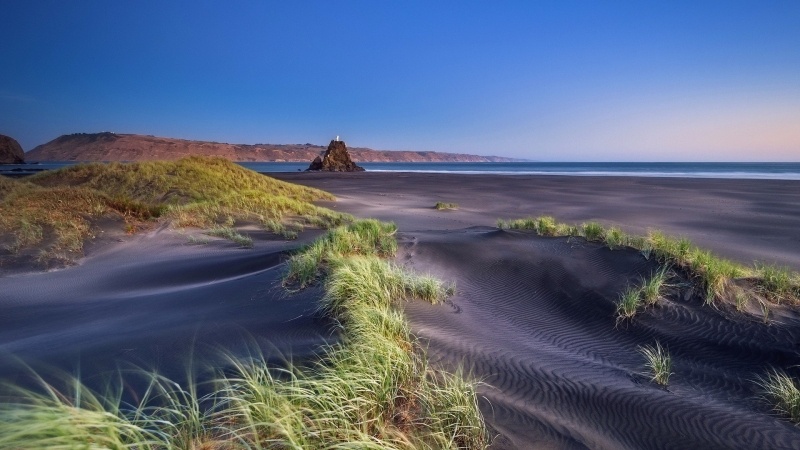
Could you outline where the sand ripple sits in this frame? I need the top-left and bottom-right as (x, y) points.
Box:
(403, 229), (800, 450)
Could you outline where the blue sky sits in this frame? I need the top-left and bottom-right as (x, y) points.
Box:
(2, 1), (799, 161)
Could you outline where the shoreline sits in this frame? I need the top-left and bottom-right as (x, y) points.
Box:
(4, 160), (800, 181)
(271, 171), (800, 270)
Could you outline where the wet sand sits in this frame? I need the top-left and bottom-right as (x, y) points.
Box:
(3, 172), (800, 449)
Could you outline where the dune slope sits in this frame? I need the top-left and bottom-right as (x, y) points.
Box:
(401, 228), (800, 449)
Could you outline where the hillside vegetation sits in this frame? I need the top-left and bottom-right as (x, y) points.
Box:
(0, 157), (349, 267)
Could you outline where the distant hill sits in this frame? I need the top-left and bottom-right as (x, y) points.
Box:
(25, 133), (522, 163)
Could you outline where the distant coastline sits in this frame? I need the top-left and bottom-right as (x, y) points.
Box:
(5, 160), (800, 180)
(23, 132), (523, 163)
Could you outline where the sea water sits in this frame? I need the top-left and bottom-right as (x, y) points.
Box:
(243, 161), (800, 180)
(3, 161), (800, 180)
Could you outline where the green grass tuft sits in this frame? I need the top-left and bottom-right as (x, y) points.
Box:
(616, 287), (643, 322)
(206, 225), (253, 247)
(759, 369), (800, 424)
(615, 267), (671, 322)
(639, 341), (672, 386)
(756, 263), (798, 303)
(581, 221), (605, 241)
(496, 215), (559, 236)
(285, 219), (398, 288)
(641, 266), (670, 306)
(604, 226), (628, 249)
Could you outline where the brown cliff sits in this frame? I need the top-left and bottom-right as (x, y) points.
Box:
(25, 133), (523, 163)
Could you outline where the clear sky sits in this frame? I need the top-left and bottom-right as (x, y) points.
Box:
(2, 1), (799, 161)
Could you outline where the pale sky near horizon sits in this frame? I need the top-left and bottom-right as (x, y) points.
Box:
(1, 1), (799, 161)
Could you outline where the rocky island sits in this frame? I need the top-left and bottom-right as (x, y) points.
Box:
(307, 139), (365, 172)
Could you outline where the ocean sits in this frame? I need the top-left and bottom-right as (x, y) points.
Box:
(250, 162), (800, 180)
(3, 161), (800, 180)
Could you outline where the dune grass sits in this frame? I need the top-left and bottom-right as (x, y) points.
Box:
(498, 215), (800, 308)
(758, 369), (800, 424)
(435, 202), (459, 211)
(285, 219), (399, 288)
(614, 266), (671, 322)
(641, 266), (670, 306)
(206, 225), (253, 248)
(616, 287), (643, 322)
(639, 341), (672, 386)
(496, 216), (577, 237)
(0, 158), (351, 265)
(756, 263), (799, 304)
(240, 219), (484, 447)
(0, 219), (487, 448)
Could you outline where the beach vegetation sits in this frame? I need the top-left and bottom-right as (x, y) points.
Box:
(734, 290), (749, 312)
(580, 221), (605, 241)
(435, 202), (459, 211)
(534, 216), (558, 236)
(496, 215), (560, 236)
(206, 225), (253, 247)
(285, 219), (398, 288)
(0, 218), (487, 448)
(616, 287), (643, 322)
(639, 341), (672, 386)
(614, 267), (671, 323)
(641, 266), (670, 306)
(758, 369), (800, 424)
(604, 226), (628, 249)
(261, 218), (301, 240)
(498, 215), (800, 310)
(186, 234), (210, 245)
(0, 157), (350, 266)
(756, 263), (798, 303)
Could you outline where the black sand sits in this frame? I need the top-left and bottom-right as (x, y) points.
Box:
(3, 172), (800, 449)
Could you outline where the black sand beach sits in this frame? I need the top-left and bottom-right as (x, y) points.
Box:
(273, 172), (800, 449)
(3, 172), (800, 449)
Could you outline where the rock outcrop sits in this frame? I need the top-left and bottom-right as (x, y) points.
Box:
(0, 135), (25, 164)
(307, 140), (365, 172)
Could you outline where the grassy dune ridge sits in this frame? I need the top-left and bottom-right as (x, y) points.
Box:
(497, 216), (800, 307)
(0, 220), (487, 448)
(499, 215), (800, 423)
(0, 157), (351, 264)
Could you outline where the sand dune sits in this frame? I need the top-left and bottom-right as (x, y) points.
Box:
(272, 172), (800, 449)
(0, 228), (336, 387)
(402, 229), (800, 449)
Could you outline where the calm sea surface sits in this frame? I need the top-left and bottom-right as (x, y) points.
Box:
(3, 161), (800, 180)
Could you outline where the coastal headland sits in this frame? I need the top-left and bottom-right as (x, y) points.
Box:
(24, 132), (520, 163)
(3, 165), (800, 448)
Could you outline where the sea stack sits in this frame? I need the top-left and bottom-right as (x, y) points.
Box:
(307, 139), (365, 172)
(0, 134), (25, 164)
